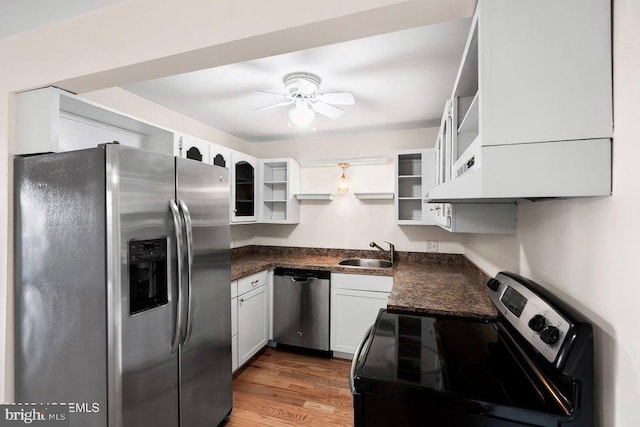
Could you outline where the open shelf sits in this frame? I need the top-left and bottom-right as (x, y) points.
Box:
(295, 193), (335, 200)
(263, 181), (286, 201)
(354, 192), (394, 200)
(457, 92), (479, 134)
(398, 177), (422, 199)
(259, 158), (300, 224)
(398, 154), (422, 176)
(263, 201), (287, 221)
(263, 162), (287, 181)
(397, 199), (423, 222)
(452, 22), (478, 100)
(395, 149), (436, 225)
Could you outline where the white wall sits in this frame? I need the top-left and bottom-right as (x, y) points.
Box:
(245, 128), (465, 252)
(81, 88), (252, 154)
(464, 1), (640, 425)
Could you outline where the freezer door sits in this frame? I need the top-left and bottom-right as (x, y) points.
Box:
(111, 145), (180, 427)
(176, 157), (232, 426)
(14, 149), (108, 427)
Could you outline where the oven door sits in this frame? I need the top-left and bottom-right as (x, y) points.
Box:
(350, 324), (374, 427)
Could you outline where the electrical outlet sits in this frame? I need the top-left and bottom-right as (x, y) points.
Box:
(425, 241), (438, 253)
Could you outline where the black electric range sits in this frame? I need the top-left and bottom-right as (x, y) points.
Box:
(351, 272), (593, 427)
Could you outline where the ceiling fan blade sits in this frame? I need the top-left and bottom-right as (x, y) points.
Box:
(316, 92), (355, 105)
(254, 89), (289, 99)
(253, 100), (294, 112)
(312, 101), (344, 119)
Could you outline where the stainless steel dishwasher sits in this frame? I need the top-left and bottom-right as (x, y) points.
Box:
(273, 267), (331, 352)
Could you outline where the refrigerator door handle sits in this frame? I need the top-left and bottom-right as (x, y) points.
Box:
(179, 199), (195, 346)
(169, 199), (185, 354)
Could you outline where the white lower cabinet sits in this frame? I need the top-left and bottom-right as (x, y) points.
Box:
(231, 334), (238, 372)
(238, 270), (270, 367)
(330, 273), (393, 355)
(231, 295), (238, 372)
(230, 270), (271, 372)
(237, 280), (269, 367)
(230, 281), (238, 372)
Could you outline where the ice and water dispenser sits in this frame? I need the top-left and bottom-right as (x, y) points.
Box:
(128, 238), (168, 315)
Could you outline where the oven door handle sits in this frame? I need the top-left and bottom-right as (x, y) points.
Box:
(349, 324), (374, 395)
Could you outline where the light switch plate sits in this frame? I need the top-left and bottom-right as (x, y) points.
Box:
(425, 241), (438, 253)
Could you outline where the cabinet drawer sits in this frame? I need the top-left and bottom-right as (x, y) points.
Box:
(237, 270), (268, 296)
(231, 280), (238, 299)
(331, 273), (393, 292)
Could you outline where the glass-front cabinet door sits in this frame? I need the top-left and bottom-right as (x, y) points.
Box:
(231, 152), (257, 223)
(433, 100), (453, 230)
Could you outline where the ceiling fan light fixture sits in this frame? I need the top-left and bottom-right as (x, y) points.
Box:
(284, 72), (321, 97)
(288, 101), (315, 129)
(255, 71), (354, 130)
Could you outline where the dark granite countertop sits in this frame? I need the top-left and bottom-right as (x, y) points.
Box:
(231, 246), (498, 320)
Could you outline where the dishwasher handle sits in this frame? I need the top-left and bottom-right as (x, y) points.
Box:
(349, 324), (375, 395)
(290, 276), (316, 283)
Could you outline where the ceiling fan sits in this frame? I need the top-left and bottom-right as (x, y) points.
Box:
(253, 72), (355, 129)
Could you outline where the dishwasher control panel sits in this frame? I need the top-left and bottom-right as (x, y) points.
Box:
(274, 267), (331, 280)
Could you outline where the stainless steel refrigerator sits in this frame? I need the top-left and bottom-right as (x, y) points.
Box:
(14, 143), (232, 427)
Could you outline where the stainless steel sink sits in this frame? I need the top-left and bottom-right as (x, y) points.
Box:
(338, 258), (393, 268)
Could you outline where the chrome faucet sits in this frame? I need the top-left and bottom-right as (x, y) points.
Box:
(370, 241), (395, 265)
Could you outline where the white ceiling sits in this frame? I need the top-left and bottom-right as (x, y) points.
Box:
(0, 0), (127, 39)
(123, 18), (471, 143)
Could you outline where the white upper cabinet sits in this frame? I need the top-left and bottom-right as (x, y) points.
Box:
(173, 134), (234, 169)
(174, 134), (210, 163)
(258, 158), (301, 224)
(428, 0), (612, 202)
(230, 151), (258, 223)
(16, 87), (174, 156)
(395, 149), (436, 225)
(431, 100), (517, 234)
(210, 144), (231, 168)
(434, 203), (517, 234)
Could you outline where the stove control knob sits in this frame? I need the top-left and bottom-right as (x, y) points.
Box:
(540, 326), (560, 345)
(486, 278), (500, 291)
(528, 314), (546, 332)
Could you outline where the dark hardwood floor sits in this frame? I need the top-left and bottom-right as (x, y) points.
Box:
(227, 347), (354, 426)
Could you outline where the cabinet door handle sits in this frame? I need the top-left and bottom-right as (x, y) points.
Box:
(251, 279), (259, 286)
(239, 298), (244, 303)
